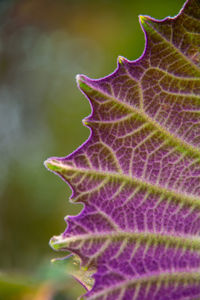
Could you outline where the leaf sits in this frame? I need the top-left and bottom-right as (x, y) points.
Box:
(45, 0), (200, 299)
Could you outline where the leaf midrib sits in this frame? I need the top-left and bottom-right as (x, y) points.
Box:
(46, 159), (200, 209)
(83, 80), (200, 159)
(87, 269), (200, 300)
(51, 231), (200, 251)
(143, 16), (200, 75)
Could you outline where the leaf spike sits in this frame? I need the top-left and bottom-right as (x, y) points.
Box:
(139, 14), (149, 25)
(139, 14), (154, 33)
(44, 158), (56, 171)
(44, 158), (72, 173)
(118, 55), (126, 65)
(76, 74), (93, 94)
(82, 118), (90, 126)
(49, 235), (62, 251)
(76, 74), (84, 84)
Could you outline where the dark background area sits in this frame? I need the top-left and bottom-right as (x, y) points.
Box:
(0, 0), (185, 298)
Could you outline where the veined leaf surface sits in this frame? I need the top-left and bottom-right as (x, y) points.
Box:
(45, 0), (200, 299)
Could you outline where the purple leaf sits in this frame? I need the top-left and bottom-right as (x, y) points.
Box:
(45, 0), (200, 299)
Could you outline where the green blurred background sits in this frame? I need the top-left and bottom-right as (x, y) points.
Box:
(0, 0), (185, 298)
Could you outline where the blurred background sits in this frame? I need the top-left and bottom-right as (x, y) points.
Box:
(0, 0), (185, 298)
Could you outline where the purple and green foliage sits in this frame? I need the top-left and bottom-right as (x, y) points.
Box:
(45, 0), (200, 299)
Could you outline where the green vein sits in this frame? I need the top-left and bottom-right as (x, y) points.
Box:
(45, 159), (200, 209)
(50, 231), (200, 252)
(87, 270), (200, 300)
(77, 76), (200, 159)
(183, 11), (200, 24)
(85, 113), (134, 125)
(140, 16), (200, 75)
(151, 67), (200, 80)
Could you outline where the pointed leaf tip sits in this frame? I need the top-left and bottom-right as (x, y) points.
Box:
(49, 235), (62, 251)
(76, 74), (93, 94)
(76, 74), (84, 84)
(139, 14), (148, 24)
(44, 158), (63, 173)
(118, 56), (126, 64)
